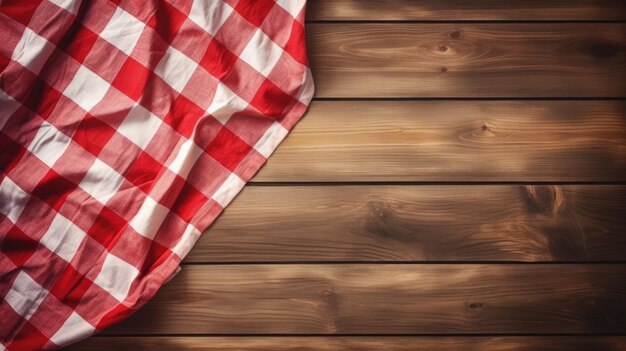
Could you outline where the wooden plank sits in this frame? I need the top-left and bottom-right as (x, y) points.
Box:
(69, 336), (626, 351)
(105, 264), (626, 334)
(307, 24), (626, 97)
(253, 101), (626, 182)
(307, 0), (626, 21)
(187, 185), (626, 263)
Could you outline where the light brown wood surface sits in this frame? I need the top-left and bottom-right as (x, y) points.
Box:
(307, 0), (626, 21)
(254, 101), (626, 182)
(308, 24), (625, 98)
(70, 336), (626, 351)
(186, 185), (626, 262)
(74, 1), (626, 350)
(103, 264), (626, 334)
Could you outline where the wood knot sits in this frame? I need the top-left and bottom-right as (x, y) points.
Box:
(579, 41), (620, 59)
(368, 201), (391, 221)
(318, 286), (339, 332)
(439, 67), (448, 72)
(438, 45), (448, 52)
(322, 287), (339, 310)
(450, 30), (462, 39)
(524, 185), (563, 215)
(476, 122), (495, 136)
(365, 201), (414, 243)
(469, 302), (483, 309)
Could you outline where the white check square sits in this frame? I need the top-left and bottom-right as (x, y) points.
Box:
(239, 29), (283, 77)
(4, 271), (48, 320)
(207, 83), (248, 124)
(48, 0), (80, 14)
(117, 103), (162, 150)
(154, 46), (198, 93)
(63, 66), (110, 112)
(188, 0), (233, 36)
(297, 67), (315, 104)
(276, 0), (306, 18)
(0, 89), (20, 129)
(50, 311), (94, 347)
(254, 121), (288, 158)
(40, 214), (86, 262)
(172, 224), (201, 258)
(27, 121), (71, 168)
(167, 139), (204, 179)
(99, 7), (144, 56)
(79, 158), (125, 204)
(129, 196), (169, 240)
(211, 172), (245, 207)
(11, 28), (55, 74)
(0, 177), (29, 224)
(93, 253), (139, 302)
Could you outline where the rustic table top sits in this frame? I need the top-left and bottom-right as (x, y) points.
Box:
(72, 1), (626, 350)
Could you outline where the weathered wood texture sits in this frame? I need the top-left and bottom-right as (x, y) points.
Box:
(254, 101), (626, 182)
(308, 0), (626, 21)
(307, 24), (626, 97)
(186, 185), (626, 262)
(77, 1), (625, 349)
(70, 336), (626, 351)
(105, 265), (626, 335)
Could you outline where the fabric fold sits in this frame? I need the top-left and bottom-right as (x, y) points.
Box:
(0, 0), (313, 349)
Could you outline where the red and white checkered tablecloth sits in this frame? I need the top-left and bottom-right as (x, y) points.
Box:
(0, 0), (313, 349)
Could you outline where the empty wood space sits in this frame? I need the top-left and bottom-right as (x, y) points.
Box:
(255, 101), (626, 182)
(72, 1), (626, 350)
(307, 24), (626, 98)
(184, 185), (626, 262)
(103, 265), (626, 334)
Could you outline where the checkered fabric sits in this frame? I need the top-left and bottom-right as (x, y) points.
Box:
(0, 0), (313, 349)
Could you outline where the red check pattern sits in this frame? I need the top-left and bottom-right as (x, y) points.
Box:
(0, 1), (313, 349)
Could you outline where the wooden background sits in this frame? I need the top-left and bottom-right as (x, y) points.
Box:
(71, 1), (626, 350)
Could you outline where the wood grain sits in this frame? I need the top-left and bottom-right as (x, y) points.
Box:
(254, 101), (626, 182)
(186, 185), (626, 263)
(69, 336), (626, 351)
(79, 3), (626, 348)
(307, 24), (626, 97)
(105, 265), (626, 334)
(307, 0), (626, 21)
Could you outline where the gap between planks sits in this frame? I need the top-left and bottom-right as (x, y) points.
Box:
(68, 335), (626, 351)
